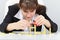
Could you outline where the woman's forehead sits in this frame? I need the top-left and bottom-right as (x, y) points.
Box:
(21, 8), (36, 12)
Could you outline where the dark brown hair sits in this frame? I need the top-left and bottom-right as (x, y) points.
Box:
(18, 0), (38, 11)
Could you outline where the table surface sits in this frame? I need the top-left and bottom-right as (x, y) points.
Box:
(0, 31), (60, 40)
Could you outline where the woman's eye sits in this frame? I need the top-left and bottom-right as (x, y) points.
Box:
(30, 10), (34, 12)
(23, 10), (28, 13)
(24, 11), (28, 12)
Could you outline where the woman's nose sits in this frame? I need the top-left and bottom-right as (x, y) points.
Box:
(27, 14), (31, 17)
(27, 12), (31, 17)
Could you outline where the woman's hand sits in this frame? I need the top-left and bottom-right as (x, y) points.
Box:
(16, 19), (31, 30)
(7, 19), (31, 31)
(34, 15), (51, 28)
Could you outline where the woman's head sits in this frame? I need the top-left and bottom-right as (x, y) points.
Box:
(19, 0), (38, 21)
(19, 0), (38, 11)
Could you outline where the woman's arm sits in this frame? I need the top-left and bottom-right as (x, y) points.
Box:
(0, 4), (19, 33)
(36, 5), (58, 33)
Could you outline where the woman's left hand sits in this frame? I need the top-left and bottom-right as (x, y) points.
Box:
(34, 15), (51, 28)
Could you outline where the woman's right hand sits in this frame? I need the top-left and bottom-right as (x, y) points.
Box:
(7, 19), (31, 31)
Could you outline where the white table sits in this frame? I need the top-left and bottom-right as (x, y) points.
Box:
(0, 32), (60, 40)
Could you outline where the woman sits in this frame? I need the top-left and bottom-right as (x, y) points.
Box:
(0, 0), (58, 33)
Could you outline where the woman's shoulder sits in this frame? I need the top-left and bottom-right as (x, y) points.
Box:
(7, 4), (20, 16)
(8, 3), (20, 10)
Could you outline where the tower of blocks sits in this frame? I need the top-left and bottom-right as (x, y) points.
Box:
(29, 25), (51, 34)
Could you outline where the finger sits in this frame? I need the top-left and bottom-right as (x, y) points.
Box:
(36, 17), (43, 24)
(19, 20), (28, 26)
(18, 20), (31, 28)
(17, 21), (27, 29)
(22, 20), (30, 25)
(34, 15), (44, 22)
(37, 19), (45, 26)
(34, 16), (41, 21)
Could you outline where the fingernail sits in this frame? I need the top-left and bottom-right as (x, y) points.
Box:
(36, 24), (38, 26)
